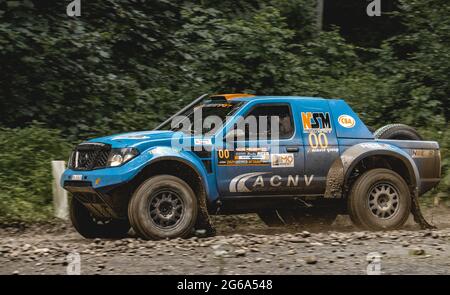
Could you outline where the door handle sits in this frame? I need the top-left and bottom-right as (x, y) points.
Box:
(286, 147), (299, 153)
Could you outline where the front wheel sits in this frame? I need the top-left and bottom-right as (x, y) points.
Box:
(128, 175), (198, 240)
(348, 168), (411, 230)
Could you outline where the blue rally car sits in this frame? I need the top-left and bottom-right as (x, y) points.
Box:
(62, 94), (441, 239)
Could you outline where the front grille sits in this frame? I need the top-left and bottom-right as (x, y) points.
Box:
(68, 143), (111, 170)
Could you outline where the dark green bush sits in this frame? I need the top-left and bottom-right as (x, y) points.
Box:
(0, 125), (71, 222)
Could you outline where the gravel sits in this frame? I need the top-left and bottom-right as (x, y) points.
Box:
(0, 210), (449, 275)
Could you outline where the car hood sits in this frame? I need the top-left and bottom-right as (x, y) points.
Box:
(88, 130), (177, 151)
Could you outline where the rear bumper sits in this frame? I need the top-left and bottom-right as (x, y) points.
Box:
(414, 148), (441, 195)
(419, 178), (441, 195)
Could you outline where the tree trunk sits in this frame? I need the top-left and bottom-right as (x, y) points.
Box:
(317, 0), (324, 31)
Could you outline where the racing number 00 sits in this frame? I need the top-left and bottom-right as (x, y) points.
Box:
(308, 132), (328, 149)
(218, 149), (230, 159)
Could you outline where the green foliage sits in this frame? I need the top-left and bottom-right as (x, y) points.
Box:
(175, 5), (299, 94)
(368, 0), (449, 126)
(0, 125), (71, 222)
(0, 0), (185, 140)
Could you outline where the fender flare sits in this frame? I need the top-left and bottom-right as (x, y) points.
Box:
(140, 154), (212, 197)
(324, 142), (420, 198)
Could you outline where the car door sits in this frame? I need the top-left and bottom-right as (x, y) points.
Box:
(292, 99), (340, 195)
(215, 101), (305, 196)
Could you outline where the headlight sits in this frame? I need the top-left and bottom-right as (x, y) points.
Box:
(107, 148), (139, 167)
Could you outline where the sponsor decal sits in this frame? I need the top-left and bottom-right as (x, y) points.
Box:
(307, 147), (339, 153)
(309, 132), (328, 148)
(218, 147), (270, 166)
(229, 172), (269, 193)
(301, 112), (332, 133)
(229, 173), (314, 193)
(305, 175), (314, 186)
(360, 143), (394, 150)
(271, 153), (295, 168)
(306, 132), (338, 153)
(411, 149), (435, 158)
(338, 115), (356, 128)
(194, 138), (212, 145)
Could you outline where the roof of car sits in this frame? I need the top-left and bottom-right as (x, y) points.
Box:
(209, 94), (256, 100)
(209, 93), (331, 102)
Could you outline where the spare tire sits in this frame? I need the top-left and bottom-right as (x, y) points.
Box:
(374, 124), (423, 140)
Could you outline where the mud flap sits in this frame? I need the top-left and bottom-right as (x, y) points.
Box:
(324, 157), (345, 198)
(411, 192), (436, 229)
(195, 189), (216, 236)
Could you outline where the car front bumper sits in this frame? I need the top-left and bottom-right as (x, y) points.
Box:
(61, 154), (150, 192)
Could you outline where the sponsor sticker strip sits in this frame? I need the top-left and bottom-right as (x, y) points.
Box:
(218, 148), (270, 166)
(229, 173), (314, 193)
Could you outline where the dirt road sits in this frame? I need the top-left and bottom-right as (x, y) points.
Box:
(1, 207), (449, 275)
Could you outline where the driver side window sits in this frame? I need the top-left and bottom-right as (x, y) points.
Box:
(235, 104), (294, 141)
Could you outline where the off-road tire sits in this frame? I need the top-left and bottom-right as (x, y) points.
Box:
(348, 168), (411, 230)
(128, 175), (198, 240)
(374, 124), (423, 140)
(70, 196), (130, 239)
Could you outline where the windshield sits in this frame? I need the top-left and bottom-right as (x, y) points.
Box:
(160, 101), (244, 135)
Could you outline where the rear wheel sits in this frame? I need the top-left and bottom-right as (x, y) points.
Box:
(128, 175), (198, 240)
(348, 168), (411, 230)
(70, 196), (130, 239)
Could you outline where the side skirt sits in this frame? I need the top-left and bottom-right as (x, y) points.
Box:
(213, 195), (345, 215)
